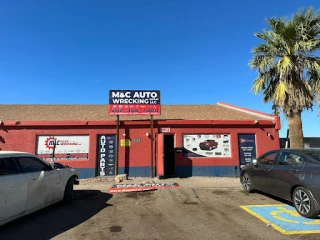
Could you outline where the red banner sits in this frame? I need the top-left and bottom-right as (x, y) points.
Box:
(108, 104), (161, 115)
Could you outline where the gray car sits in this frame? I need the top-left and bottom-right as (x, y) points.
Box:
(240, 148), (320, 218)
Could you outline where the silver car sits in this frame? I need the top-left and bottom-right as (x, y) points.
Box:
(240, 148), (320, 218)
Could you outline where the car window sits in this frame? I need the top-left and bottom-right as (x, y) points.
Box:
(259, 152), (277, 165)
(16, 157), (51, 173)
(301, 150), (320, 162)
(0, 157), (19, 176)
(277, 152), (304, 166)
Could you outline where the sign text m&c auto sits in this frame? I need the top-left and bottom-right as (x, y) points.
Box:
(108, 90), (161, 115)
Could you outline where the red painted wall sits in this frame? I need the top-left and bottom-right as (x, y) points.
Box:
(170, 125), (279, 167)
(0, 123), (279, 174)
(119, 127), (157, 167)
(0, 127), (115, 169)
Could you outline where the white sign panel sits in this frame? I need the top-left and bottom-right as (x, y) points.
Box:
(37, 135), (89, 160)
(183, 134), (231, 158)
(160, 128), (171, 133)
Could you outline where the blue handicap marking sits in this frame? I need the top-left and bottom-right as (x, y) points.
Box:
(241, 204), (320, 234)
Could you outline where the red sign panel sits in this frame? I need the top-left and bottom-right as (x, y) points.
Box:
(109, 104), (160, 115)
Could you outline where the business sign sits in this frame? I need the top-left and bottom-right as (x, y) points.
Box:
(108, 90), (161, 115)
(37, 135), (89, 160)
(160, 128), (170, 133)
(120, 139), (130, 147)
(97, 135), (116, 176)
(183, 134), (231, 158)
(238, 134), (256, 165)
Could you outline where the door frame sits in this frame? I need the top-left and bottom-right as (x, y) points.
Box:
(156, 133), (176, 177)
(164, 133), (176, 177)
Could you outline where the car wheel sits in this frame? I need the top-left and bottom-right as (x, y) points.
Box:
(292, 186), (318, 218)
(63, 177), (74, 204)
(209, 146), (213, 150)
(242, 173), (255, 193)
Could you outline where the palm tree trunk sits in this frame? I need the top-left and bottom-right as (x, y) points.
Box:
(287, 111), (304, 148)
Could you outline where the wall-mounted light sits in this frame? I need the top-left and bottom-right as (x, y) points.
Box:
(267, 132), (271, 137)
(146, 132), (150, 137)
(254, 120), (259, 124)
(123, 133), (126, 137)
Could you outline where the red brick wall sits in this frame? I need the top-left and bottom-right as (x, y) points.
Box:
(0, 124), (279, 173)
(119, 127), (159, 167)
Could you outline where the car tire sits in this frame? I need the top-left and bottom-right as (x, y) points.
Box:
(209, 146), (213, 150)
(292, 186), (318, 218)
(241, 173), (255, 193)
(63, 177), (74, 204)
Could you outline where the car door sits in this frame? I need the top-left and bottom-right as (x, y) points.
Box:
(250, 151), (278, 193)
(15, 156), (61, 212)
(0, 157), (28, 222)
(271, 151), (305, 200)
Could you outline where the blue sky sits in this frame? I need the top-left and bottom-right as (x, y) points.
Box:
(0, 0), (319, 137)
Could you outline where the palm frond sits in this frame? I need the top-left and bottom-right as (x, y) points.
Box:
(251, 77), (265, 94)
(249, 6), (320, 116)
(277, 56), (293, 79)
(273, 81), (287, 103)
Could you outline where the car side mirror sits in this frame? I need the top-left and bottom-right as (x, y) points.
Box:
(252, 159), (258, 166)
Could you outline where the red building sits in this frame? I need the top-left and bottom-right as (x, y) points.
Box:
(0, 102), (280, 178)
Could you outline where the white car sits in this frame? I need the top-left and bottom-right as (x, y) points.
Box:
(0, 151), (80, 227)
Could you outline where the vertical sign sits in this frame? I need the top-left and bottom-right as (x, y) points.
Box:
(97, 135), (116, 176)
(238, 134), (257, 165)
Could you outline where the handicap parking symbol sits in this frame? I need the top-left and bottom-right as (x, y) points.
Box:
(241, 204), (320, 234)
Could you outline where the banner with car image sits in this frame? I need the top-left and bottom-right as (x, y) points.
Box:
(183, 134), (231, 158)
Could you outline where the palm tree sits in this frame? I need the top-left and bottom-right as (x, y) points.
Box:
(250, 7), (320, 148)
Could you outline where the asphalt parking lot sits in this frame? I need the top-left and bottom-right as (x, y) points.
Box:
(0, 177), (319, 240)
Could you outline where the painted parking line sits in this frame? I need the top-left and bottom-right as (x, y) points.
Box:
(240, 204), (320, 235)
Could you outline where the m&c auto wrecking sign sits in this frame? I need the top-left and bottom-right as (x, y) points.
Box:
(108, 90), (161, 115)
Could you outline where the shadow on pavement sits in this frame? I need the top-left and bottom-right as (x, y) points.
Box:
(0, 190), (113, 240)
(256, 190), (292, 205)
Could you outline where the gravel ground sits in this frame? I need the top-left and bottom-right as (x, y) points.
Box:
(0, 177), (318, 240)
(78, 176), (242, 190)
